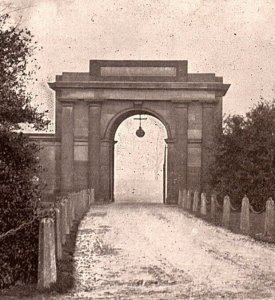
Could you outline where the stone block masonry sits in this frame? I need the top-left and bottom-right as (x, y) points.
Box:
(29, 60), (230, 204)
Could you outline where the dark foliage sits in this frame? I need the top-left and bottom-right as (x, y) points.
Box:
(209, 100), (275, 209)
(0, 14), (49, 288)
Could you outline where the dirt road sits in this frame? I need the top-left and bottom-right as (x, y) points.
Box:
(68, 203), (275, 299)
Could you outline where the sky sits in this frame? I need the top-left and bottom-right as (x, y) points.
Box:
(114, 115), (166, 202)
(3, 0), (275, 126)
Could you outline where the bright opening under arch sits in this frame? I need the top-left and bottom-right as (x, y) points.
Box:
(114, 114), (168, 203)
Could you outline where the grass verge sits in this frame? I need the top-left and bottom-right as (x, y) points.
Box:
(0, 220), (80, 298)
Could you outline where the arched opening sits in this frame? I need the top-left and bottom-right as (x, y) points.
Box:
(114, 114), (167, 203)
(106, 109), (169, 203)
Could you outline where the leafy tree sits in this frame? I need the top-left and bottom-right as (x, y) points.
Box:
(209, 99), (275, 209)
(0, 13), (49, 288)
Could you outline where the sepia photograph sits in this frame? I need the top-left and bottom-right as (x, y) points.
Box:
(0, 0), (275, 299)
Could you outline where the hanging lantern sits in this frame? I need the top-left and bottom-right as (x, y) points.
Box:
(136, 126), (145, 138)
(134, 114), (147, 138)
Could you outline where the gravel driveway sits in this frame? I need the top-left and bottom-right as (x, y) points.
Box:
(66, 203), (275, 299)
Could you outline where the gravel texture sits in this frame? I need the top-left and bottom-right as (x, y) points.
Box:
(61, 203), (275, 299)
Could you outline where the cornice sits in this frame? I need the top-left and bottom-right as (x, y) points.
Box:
(49, 81), (230, 96)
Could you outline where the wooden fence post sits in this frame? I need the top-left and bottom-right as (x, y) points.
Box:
(192, 190), (199, 213)
(81, 190), (85, 216)
(84, 190), (87, 213)
(79, 190), (83, 217)
(54, 207), (62, 260)
(71, 194), (75, 224)
(91, 188), (95, 203)
(60, 201), (66, 245)
(75, 192), (80, 219)
(200, 193), (207, 216)
(178, 189), (183, 206)
(67, 195), (72, 230)
(264, 198), (274, 237)
(88, 189), (92, 206)
(86, 190), (90, 210)
(210, 194), (217, 220)
(38, 217), (57, 289)
(222, 195), (230, 228)
(186, 190), (192, 210)
(78, 191), (82, 218)
(182, 189), (187, 209)
(63, 198), (70, 235)
(240, 196), (250, 235)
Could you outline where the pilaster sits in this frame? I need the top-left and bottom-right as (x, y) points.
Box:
(88, 102), (101, 199)
(187, 102), (202, 191)
(61, 103), (74, 193)
(165, 138), (177, 204)
(174, 103), (188, 192)
(99, 139), (111, 202)
(202, 103), (215, 193)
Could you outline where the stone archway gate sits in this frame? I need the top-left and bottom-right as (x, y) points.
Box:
(30, 60), (230, 204)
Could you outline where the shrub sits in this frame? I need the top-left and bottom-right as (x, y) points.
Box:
(0, 13), (49, 288)
(209, 100), (275, 209)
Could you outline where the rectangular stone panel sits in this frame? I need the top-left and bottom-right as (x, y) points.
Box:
(61, 89), (215, 101)
(101, 67), (177, 77)
(74, 144), (88, 161)
(74, 102), (88, 138)
(74, 161), (88, 190)
(101, 90), (215, 101)
(187, 143), (201, 190)
(188, 129), (202, 139)
(74, 143), (88, 190)
(188, 104), (202, 130)
(187, 167), (201, 190)
(187, 144), (201, 167)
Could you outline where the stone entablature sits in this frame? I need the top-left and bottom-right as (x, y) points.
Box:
(31, 60), (230, 204)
